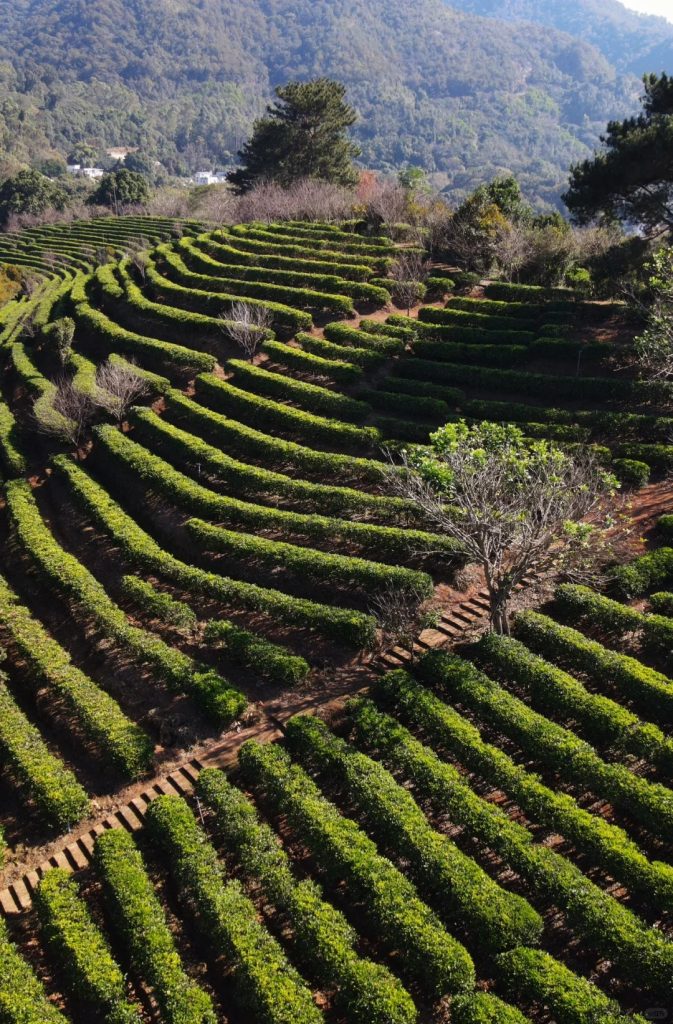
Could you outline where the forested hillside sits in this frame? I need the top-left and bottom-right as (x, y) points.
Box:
(0, 0), (660, 203)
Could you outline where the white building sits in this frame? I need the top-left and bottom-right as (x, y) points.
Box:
(80, 167), (105, 179)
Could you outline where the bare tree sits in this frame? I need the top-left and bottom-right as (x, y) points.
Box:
(220, 301), (272, 360)
(386, 421), (618, 634)
(370, 582), (438, 660)
(389, 250), (431, 314)
(631, 247), (673, 395)
(234, 178), (354, 224)
(93, 359), (150, 423)
(34, 381), (92, 448)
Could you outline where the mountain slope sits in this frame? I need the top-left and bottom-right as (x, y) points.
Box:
(0, 0), (658, 204)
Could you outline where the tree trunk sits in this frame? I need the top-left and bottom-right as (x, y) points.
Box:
(487, 585), (511, 635)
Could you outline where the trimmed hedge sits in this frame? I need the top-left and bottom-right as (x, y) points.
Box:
(420, 650), (673, 841)
(613, 458), (650, 489)
(494, 947), (646, 1024)
(197, 768), (417, 1024)
(349, 694), (673, 990)
(197, 234), (374, 281)
(285, 713), (543, 954)
(204, 620), (308, 687)
(324, 321), (404, 353)
(476, 631), (673, 773)
(555, 582), (673, 660)
(129, 406), (409, 522)
(422, 304), (538, 332)
(239, 738), (475, 997)
(195, 373), (380, 452)
(263, 338), (362, 383)
(226, 358), (370, 421)
(35, 869), (142, 1024)
(297, 332), (386, 369)
(7, 475), (245, 725)
(146, 795), (322, 1024)
(188, 517), (433, 599)
(356, 386), (449, 420)
(0, 915), (68, 1023)
(0, 399), (26, 477)
(612, 546), (673, 597)
(121, 575), (198, 631)
(94, 829), (217, 1024)
(163, 388), (386, 485)
(0, 572), (152, 779)
(515, 610), (673, 725)
(412, 338), (528, 368)
(0, 662), (88, 830)
(55, 448), (375, 648)
(375, 670), (673, 912)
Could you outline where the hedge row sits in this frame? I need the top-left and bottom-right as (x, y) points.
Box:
(262, 338), (363, 383)
(397, 312), (536, 346)
(494, 947), (646, 1024)
(203, 620), (308, 687)
(227, 225), (393, 271)
(0, 572), (152, 779)
(477, 631), (673, 771)
(197, 767), (418, 1024)
(0, 398), (26, 477)
(226, 358), (370, 421)
(108, 352), (171, 395)
(259, 221), (394, 251)
(0, 663), (88, 829)
(286, 713), (543, 954)
(98, 423), (448, 564)
(515, 610), (673, 724)
(616, 442), (673, 471)
(374, 670), (673, 911)
(35, 869), (142, 1024)
(94, 828), (217, 1024)
(74, 300), (216, 374)
(121, 574), (197, 631)
(650, 591), (673, 615)
(412, 338), (528, 368)
(447, 296), (567, 319)
(145, 250), (313, 333)
(484, 282), (577, 306)
(297, 332), (386, 370)
(146, 794), (322, 1024)
(420, 651), (673, 842)
(158, 245), (355, 316)
(163, 389), (387, 485)
(187, 518), (433, 599)
(195, 373), (380, 452)
(555, 581), (667, 639)
(6, 476), (245, 725)
(11, 341), (73, 437)
(239, 738), (476, 997)
(324, 322), (404, 353)
(357, 386), (448, 420)
(0, 915), (68, 1023)
(55, 449), (375, 648)
(129, 406), (409, 522)
(612, 546), (673, 597)
(349, 694), (673, 992)
(196, 234), (374, 281)
(393, 357), (642, 402)
(421, 304), (538, 332)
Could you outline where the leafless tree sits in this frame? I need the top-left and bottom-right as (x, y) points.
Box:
(369, 582), (438, 660)
(234, 179), (355, 224)
(93, 359), (150, 423)
(220, 301), (272, 360)
(362, 178), (408, 232)
(34, 381), (93, 448)
(386, 425), (618, 634)
(389, 250), (431, 313)
(492, 222), (535, 282)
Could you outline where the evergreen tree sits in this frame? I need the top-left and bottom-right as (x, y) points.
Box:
(88, 168), (151, 209)
(564, 73), (673, 237)
(0, 169), (68, 224)
(228, 78), (360, 194)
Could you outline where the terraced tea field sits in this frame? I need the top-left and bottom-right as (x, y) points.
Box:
(0, 216), (672, 1023)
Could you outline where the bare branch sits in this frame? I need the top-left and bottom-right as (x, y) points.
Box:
(93, 359), (150, 423)
(220, 301), (272, 360)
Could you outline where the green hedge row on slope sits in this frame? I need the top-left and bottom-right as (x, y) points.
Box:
(35, 868), (142, 1024)
(146, 794), (322, 1024)
(286, 713), (543, 954)
(129, 406), (409, 522)
(349, 694), (672, 994)
(94, 828), (217, 1024)
(476, 631), (673, 771)
(419, 651), (673, 841)
(374, 670), (673, 914)
(6, 476), (245, 725)
(196, 234), (374, 281)
(262, 338), (363, 383)
(56, 447), (375, 648)
(195, 372), (379, 451)
(239, 737), (475, 998)
(0, 573), (152, 779)
(0, 915), (68, 1023)
(226, 357), (370, 421)
(197, 767), (418, 1024)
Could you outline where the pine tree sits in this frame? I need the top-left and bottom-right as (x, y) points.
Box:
(228, 78), (360, 194)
